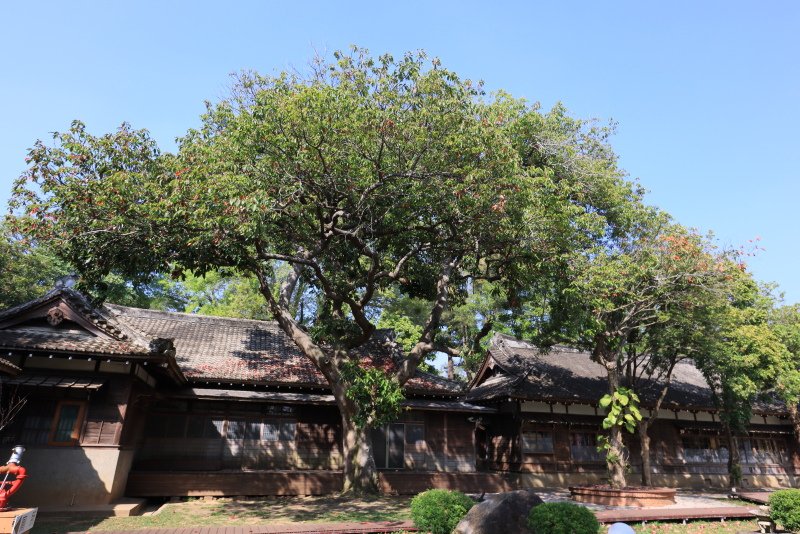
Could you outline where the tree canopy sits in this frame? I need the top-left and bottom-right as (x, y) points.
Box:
(7, 48), (684, 493)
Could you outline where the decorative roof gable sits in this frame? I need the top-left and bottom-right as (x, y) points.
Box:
(0, 288), (175, 359)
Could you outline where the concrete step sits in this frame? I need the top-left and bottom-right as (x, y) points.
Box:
(37, 497), (146, 516)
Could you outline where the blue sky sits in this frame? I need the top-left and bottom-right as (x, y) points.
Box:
(1, 1), (798, 302)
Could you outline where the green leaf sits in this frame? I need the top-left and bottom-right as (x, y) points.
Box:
(624, 422), (635, 433)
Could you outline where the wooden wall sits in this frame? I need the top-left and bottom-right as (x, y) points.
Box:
(483, 411), (796, 484)
(81, 376), (131, 446)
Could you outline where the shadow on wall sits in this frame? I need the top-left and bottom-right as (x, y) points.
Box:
(12, 445), (123, 507)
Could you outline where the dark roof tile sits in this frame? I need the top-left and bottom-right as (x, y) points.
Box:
(468, 333), (718, 410)
(108, 305), (461, 395)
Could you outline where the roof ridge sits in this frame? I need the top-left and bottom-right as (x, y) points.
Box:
(106, 304), (280, 327)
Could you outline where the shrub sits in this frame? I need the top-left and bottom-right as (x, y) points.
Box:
(770, 489), (800, 531)
(527, 501), (600, 534)
(410, 489), (475, 534)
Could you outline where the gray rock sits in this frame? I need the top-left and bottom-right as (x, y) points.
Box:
(454, 490), (544, 534)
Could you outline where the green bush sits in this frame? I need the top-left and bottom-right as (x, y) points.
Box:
(527, 502), (600, 534)
(410, 489), (475, 534)
(770, 489), (800, 531)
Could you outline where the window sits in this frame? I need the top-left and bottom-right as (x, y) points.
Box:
(570, 432), (602, 462)
(522, 431), (554, 454)
(681, 435), (728, 464)
(48, 401), (87, 445)
(186, 416), (224, 439)
(741, 438), (785, 464)
(18, 401), (57, 446)
(226, 418), (296, 442)
(372, 422), (425, 469)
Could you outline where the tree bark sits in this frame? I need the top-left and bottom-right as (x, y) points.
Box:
(637, 360), (676, 487)
(639, 424), (652, 487)
(726, 426), (742, 489)
(340, 413), (379, 495)
(787, 403), (800, 450)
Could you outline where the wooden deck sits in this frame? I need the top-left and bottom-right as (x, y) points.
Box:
(737, 491), (774, 505)
(595, 505), (761, 524)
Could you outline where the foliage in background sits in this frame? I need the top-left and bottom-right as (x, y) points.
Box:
(0, 221), (187, 311)
(410, 489), (474, 534)
(341, 361), (404, 429)
(0, 222), (70, 309)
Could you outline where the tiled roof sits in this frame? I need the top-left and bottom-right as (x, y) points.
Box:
(0, 329), (153, 356)
(108, 305), (462, 395)
(0, 288), (169, 357)
(467, 333), (719, 410)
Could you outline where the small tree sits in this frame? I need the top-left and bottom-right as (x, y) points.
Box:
(550, 220), (731, 488)
(695, 273), (791, 488)
(597, 386), (642, 479)
(770, 304), (800, 451)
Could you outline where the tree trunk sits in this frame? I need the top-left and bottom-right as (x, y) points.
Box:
(726, 426), (742, 490)
(447, 354), (454, 380)
(639, 423), (653, 487)
(608, 424), (627, 488)
(340, 413), (379, 495)
(605, 362), (627, 489)
(787, 403), (800, 449)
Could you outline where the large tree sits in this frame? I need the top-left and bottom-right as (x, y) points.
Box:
(9, 49), (638, 493)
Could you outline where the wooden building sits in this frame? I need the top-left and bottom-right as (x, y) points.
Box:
(0, 290), (796, 507)
(0, 289), (497, 506)
(467, 334), (798, 489)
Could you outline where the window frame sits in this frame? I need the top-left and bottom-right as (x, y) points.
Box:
(569, 431), (603, 463)
(521, 430), (554, 454)
(372, 422), (426, 470)
(48, 400), (87, 446)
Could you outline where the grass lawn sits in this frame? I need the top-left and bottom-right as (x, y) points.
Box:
(31, 496), (413, 534)
(29, 496), (766, 534)
(632, 519), (763, 533)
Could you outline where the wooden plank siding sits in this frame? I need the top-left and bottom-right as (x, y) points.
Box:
(81, 375), (131, 447)
(483, 408), (796, 484)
